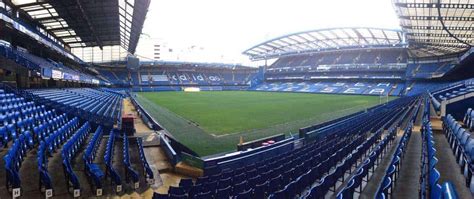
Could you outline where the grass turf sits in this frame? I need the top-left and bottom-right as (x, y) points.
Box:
(136, 91), (391, 156)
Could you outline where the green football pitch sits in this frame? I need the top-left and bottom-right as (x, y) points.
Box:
(135, 91), (392, 156)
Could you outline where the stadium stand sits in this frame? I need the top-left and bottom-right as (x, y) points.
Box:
(247, 48), (414, 96)
(96, 63), (258, 90)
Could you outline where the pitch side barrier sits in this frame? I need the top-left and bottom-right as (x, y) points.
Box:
(203, 137), (295, 174)
(299, 102), (387, 139)
(128, 93), (163, 131)
(299, 110), (364, 137)
(237, 134), (286, 151)
(128, 93), (199, 166)
(303, 97), (417, 141)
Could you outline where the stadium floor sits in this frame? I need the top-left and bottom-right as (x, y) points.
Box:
(135, 91), (394, 156)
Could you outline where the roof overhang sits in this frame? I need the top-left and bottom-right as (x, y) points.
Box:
(393, 0), (473, 57)
(243, 27), (407, 61)
(10, 0), (150, 55)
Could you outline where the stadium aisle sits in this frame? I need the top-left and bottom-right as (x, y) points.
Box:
(431, 118), (474, 198)
(359, 129), (404, 199)
(392, 125), (422, 198)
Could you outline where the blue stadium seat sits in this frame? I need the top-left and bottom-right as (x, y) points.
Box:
(104, 129), (122, 192)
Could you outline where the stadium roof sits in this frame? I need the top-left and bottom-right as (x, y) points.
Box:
(393, 0), (473, 57)
(243, 27), (406, 60)
(9, 0), (149, 55)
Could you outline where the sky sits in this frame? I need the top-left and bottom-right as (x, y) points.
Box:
(135, 0), (402, 66)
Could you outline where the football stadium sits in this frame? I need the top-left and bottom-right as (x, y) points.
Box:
(0, 0), (473, 198)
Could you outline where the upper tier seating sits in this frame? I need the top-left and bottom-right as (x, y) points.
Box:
(26, 88), (123, 127)
(0, 44), (96, 83)
(270, 49), (407, 68)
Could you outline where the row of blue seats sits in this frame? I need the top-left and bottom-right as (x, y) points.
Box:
(375, 122), (414, 199)
(444, 112), (474, 193)
(430, 84), (474, 111)
(61, 122), (92, 197)
(435, 85), (474, 102)
(27, 88), (123, 127)
(0, 89), (55, 146)
(373, 98), (421, 198)
(0, 102), (47, 121)
(72, 88), (122, 117)
(301, 96), (414, 197)
(137, 138), (155, 185)
(4, 132), (32, 194)
(83, 126), (105, 196)
(1, 108), (57, 143)
(104, 129), (123, 192)
(37, 117), (80, 197)
(3, 114), (73, 198)
(305, 97), (412, 140)
(30, 112), (65, 143)
(123, 134), (139, 188)
(284, 126), (387, 199)
(420, 99), (459, 199)
(302, 103), (414, 199)
(0, 96), (26, 106)
(463, 108), (474, 131)
(34, 89), (117, 119)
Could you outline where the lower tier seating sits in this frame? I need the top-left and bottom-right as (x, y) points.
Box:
(154, 96), (419, 198)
